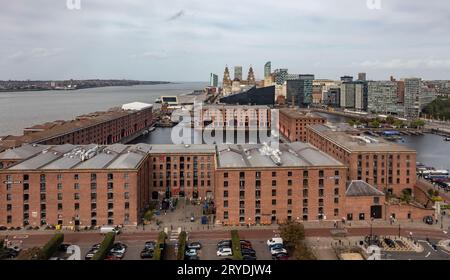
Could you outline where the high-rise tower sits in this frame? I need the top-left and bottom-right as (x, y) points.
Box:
(247, 66), (256, 85)
(223, 66), (231, 86)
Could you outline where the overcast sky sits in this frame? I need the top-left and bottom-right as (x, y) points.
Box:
(1, 0), (450, 81)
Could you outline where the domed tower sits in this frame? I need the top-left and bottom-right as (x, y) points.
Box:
(223, 66), (231, 87)
(247, 66), (256, 85)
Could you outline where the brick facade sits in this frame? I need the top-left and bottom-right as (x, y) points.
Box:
(279, 108), (326, 142)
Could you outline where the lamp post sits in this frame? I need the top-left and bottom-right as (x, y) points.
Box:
(398, 224), (401, 238)
(441, 211), (444, 230)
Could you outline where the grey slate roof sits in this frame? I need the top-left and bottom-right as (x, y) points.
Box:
(217, 142), (344, 168)
(345, 180), (385, 197)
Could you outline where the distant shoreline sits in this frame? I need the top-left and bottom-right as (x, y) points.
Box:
(0, 81), (173, 93)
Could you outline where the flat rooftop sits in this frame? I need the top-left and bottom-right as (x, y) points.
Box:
(308, 124), (416, 153)
(203, 105), (270, 110)
(217, 142), (344, 168)
(279, 108), (324, 119)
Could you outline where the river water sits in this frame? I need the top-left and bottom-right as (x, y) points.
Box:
(0, 82), (206, 136)
(316, 112), (450, 170)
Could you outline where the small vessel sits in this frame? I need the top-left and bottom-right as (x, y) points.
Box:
(149, 126), (156, 132)
(444, 137), (450, 141)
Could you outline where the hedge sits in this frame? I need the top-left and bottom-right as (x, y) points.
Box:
(231, 230), (242, 260)
(40, 233), (64, 260)
(92, 232), (115, 260)
(152, 231), (167, 260)
(176, 231), (187, 260)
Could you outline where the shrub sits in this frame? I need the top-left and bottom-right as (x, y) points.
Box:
(176, 231), (187, 260)
(16, 247), (43, 260)
(92, 232), (115, 260)
(231, 230), (242, 260)
(152, 231), (167, 260)
(294, 241), (316, 260)
(40, 233), (64, 260)
(144, 209), (154, 221)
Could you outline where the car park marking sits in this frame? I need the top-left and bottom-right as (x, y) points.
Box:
(12, 235), (28, 239)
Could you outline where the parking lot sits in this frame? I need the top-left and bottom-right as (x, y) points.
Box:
(189, 238), (273, 261)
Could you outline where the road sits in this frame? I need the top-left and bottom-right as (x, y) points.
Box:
(383, 238), (450, 260)
(3, 226), (447, 249)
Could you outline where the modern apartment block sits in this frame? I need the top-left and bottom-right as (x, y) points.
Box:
(367, 81), (402, 115)
(279, 108), (326, 142)
(340, 82), (367, 110)
(215, 142), (347, 225)
(404, 78), (421, 119)
(285, 75), (315, 107)
(306, 124), (417, 196)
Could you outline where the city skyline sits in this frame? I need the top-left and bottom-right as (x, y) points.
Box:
(1, 1), (450, 81)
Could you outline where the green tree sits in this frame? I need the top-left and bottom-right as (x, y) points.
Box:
(400, 189), (412, 203)
(422, 97), (450, 120)
(369, 119), (380, 128)
(410, 119), (425, 129)
(92, 232), (115, 260)
(386, 116), (395, 125)
(40, 233), (64, 260)
(279, 221), (305, 251)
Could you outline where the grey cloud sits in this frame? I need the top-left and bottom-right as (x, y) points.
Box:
(167, 10), (185, 21)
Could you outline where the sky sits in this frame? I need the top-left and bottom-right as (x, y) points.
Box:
(1, 0), (450, 81)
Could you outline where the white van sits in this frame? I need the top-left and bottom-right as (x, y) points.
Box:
(100, 226), (121, 234)
(267, 237), (283, 247)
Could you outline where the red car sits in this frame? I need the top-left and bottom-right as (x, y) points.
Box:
(105, 253), (121, 260)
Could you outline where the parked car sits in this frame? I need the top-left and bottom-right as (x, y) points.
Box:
(217, 247), (233, 257)
(267, 238), (283, 247)
(217, 240), (232, 248)
(100, 226), (121, 235)
(240, 240), (252, 247)
(187, 242), (202, 250)
(384, 238), (395, 248)
(58, 243), (71, 252)
(84, 249), (98, 260)
(110, 243), (127, 255)
(185, 249), (197, 257)
(423, 216), (434, 225)
(144, 241), (156, 251)
(240, 244), (253, 250)
(241, 248), (256, 256)
(85, 244), (101, 260)
(272, 252), (289, 260)
(3, 248), (20, 259)
(270, 246), (287, 256)
(140, 249), (153, 259)
(105, 252), (121, 260)
(242, 255), (257, 261)
(186, 255), (199, 261)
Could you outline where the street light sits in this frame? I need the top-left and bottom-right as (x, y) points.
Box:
(398, 224), (401, 238)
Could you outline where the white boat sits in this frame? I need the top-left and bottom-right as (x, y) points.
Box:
(444, 137), (450, 141)
(149, 127), (156, 132)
